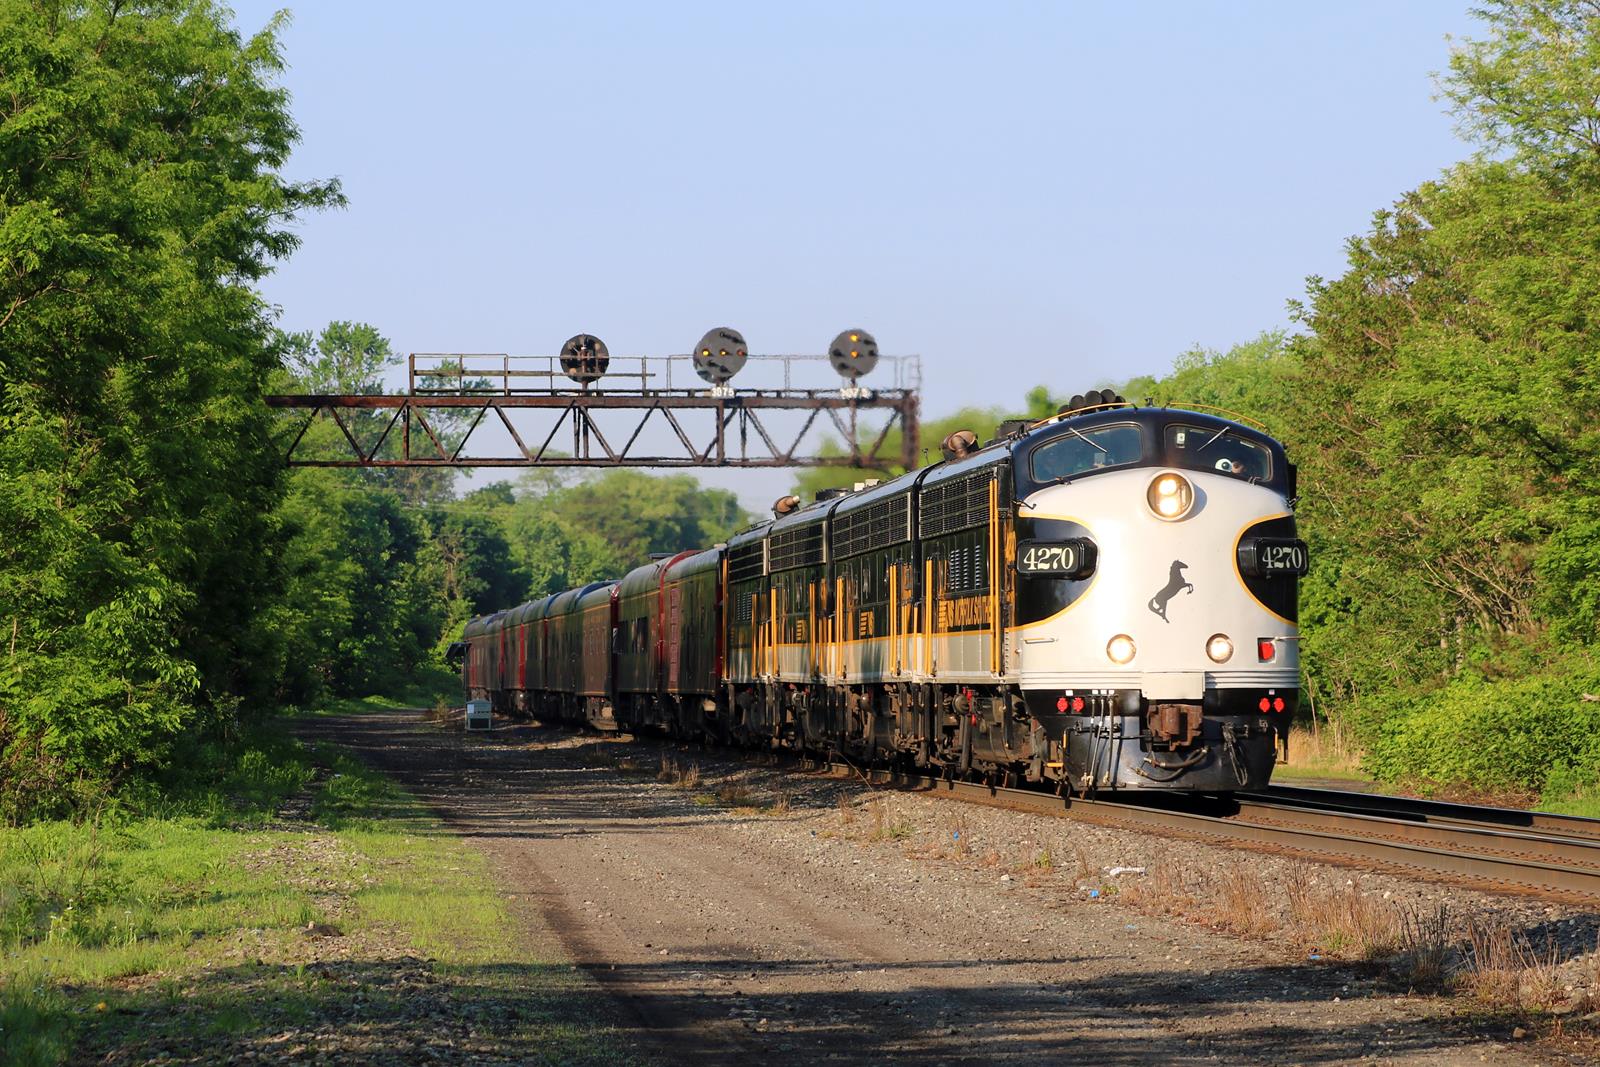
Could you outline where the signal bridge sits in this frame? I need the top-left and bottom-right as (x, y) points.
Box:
(265, 329), (922, 471)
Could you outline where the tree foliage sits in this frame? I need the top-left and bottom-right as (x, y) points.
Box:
(0, 0), (339, 805)
(1442, 0), (1600, 164)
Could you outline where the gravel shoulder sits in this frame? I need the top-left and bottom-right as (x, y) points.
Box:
(300, 709), (1600, 1066)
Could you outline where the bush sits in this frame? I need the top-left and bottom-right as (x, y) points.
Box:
(1360, 654), (1600, 793)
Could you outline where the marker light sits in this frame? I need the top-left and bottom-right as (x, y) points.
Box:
(1258, 697), (1271, 712)
(1273, 697), (1286, 713)
(1206, 634), (1234, 663)
(1257, 639), (1276, 662)
(1106, 634), (1136, 664)
(1146, 472), (1194, 521)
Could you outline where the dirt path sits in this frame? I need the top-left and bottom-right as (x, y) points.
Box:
(298, 711), (1554, 1066)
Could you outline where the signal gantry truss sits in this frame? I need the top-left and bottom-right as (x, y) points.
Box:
(265, 352), (922, 470)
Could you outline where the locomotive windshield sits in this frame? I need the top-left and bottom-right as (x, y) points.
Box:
(1029, 423), (1144, 482)
(1163, 424), (1273, 482)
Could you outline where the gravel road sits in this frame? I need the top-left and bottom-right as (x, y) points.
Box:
(299, 710), (1572, 1066)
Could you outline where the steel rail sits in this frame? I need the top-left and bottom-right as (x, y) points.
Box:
(1250, 784), (1600, 842)
(800, 760), (1600, 901)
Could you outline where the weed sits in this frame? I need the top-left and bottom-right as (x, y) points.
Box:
(837, 794), (855, 825)
(1460, 920), (1563, 1012)
(677, 763), (701, 791)
(1072, 846), (1094, 882)
(716, 776), (755, 807)
(1122, 864), (1187, 915)
(1394, 904), (1452, 992)
(1033, 850), (1054, 870)
(1214, 867), (1281, 939)
(863, 797), (911, 842)
(657, 755), (679, 783)
(1286, 876), (1401, 960)
(691, 793), (717, 808)
(765, 789), (793, 817)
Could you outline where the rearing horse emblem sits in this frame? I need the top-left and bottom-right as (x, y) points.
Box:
(1148, 560), (1193, 623)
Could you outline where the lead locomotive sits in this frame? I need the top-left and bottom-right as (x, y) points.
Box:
(454, 394), (1307, 792)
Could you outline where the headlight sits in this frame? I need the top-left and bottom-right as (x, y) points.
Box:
(1147, 472), (1194, 521)
(1106, 634), (1136, 664)
(1206, 633), (1234, 663)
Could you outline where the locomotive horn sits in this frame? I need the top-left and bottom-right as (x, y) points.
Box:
(772, 495), (801, 516)
(1058, 388), (1128, 417)
(940, 429), (978, 461)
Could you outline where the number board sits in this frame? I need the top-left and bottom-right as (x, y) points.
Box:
(1240, 537), (1309, 577)
(1016, 539), (1096, 579)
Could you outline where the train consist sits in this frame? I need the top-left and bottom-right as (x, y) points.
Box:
(452, 392), (1308, 792)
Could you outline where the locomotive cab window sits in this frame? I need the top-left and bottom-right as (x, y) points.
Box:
(1030, 424), (1144, 483)
(1165, 424), (1273, 482)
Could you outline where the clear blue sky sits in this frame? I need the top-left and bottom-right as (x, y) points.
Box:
(237, 1), (1477, 497)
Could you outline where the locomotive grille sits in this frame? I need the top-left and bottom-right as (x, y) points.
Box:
(830, 494), (912, 559)
(728, 540), (767, 583)
(920, 466), (1001, 538)
(769, 523), (826, 571)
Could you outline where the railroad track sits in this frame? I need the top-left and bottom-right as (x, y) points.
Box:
(800, 758), (1600, 902)
(506, 717), (1600, 902)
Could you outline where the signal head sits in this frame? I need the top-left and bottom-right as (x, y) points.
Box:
(828, 328), (879, 381)
(692, 327), (748, 385)
(559, 333), (610, 384)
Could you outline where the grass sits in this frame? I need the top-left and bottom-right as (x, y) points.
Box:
(298, 674), (459, 719)
(0, 717), (637, 1067)
(1272, 723), (1374, 784)
(1537, 773), (1600, 818)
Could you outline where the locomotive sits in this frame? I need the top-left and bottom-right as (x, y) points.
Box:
(453, 393), (1307, 792)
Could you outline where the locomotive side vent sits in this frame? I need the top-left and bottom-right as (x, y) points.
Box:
(769, 523), (826, 571)
(728, 540), (768, 583)
(920, 466), (1003, 538)
(831, 494), (913, 558)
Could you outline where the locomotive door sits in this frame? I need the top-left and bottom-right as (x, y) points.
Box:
(667, 584), (683, 691)
(888, 560), (910, 676)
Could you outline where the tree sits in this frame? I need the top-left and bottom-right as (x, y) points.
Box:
(278, 320), (462, 505)
(1441, 0), (1600, 165)
(538, 471), (751, 569)
(0, 0), (339, 805)
(1117, 331), (1298, 435)
(790, 405), (1012, 502)
(283, 321), (394, 394)
(1273, 0), (1600, 789)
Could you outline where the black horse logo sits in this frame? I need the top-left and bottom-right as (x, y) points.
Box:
(1148, 560), (1193, 623)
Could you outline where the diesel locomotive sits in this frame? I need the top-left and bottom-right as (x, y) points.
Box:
(453, 394), (1308, 792)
